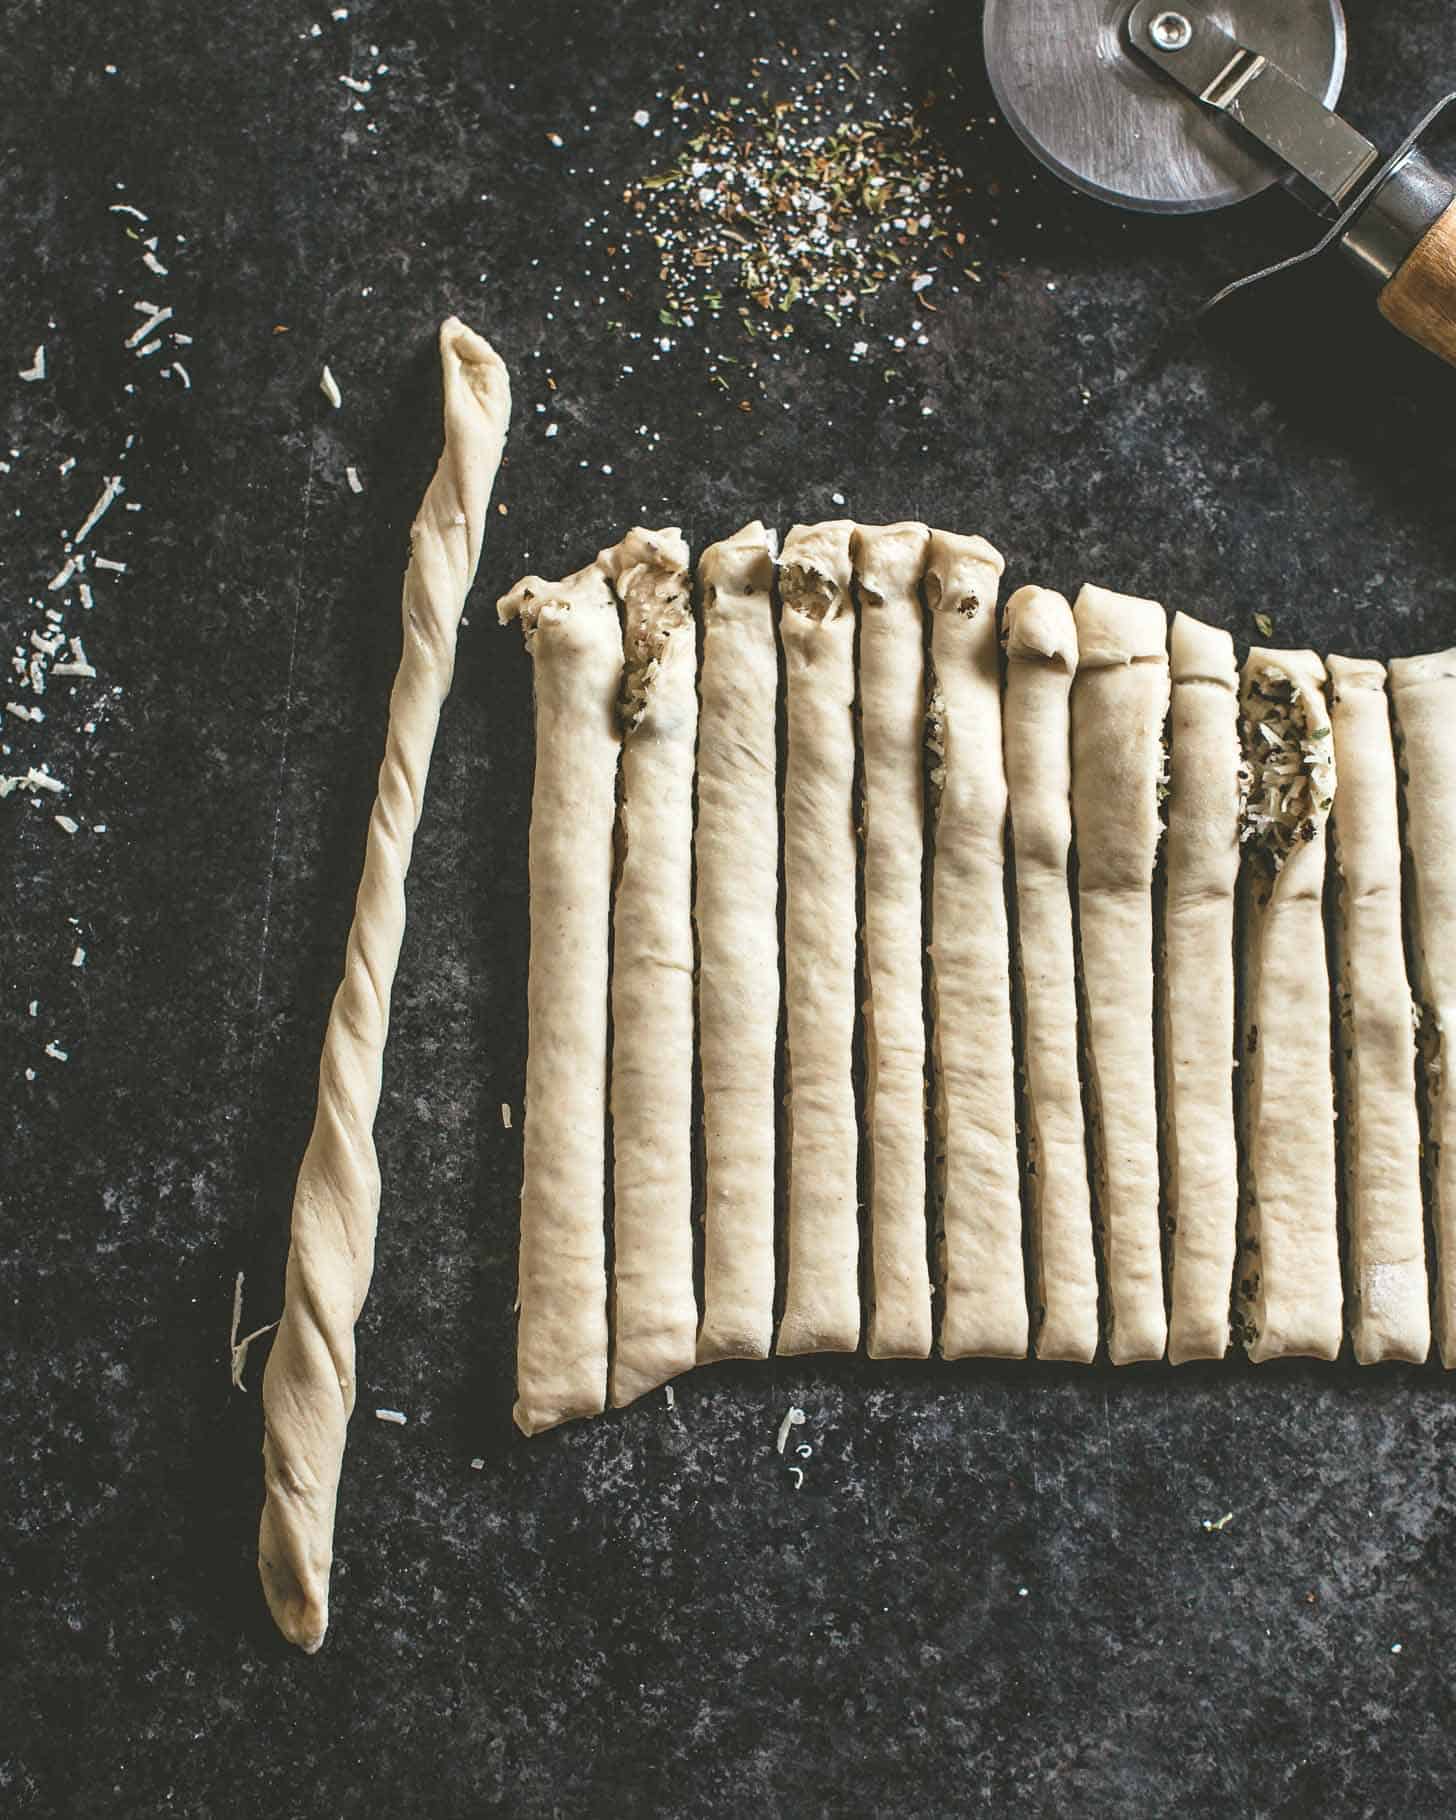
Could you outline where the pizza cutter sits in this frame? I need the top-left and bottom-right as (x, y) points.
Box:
(982, 0), (1456, 367)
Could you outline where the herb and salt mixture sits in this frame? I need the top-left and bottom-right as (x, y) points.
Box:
(569, 37), (986, 396)
(1240, 664), (1337, 873)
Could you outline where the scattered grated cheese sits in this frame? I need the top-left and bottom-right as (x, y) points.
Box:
(374, 1408), (407, 1425)
(109, 203), (149, 222)
(93, 557), (127, 574)
(169, 362), (191, 390)
(339, 74), (372, 93)
(53, 815), (79, 834)
(776, 1406), (807, 1454)
(47, 559), (76, 592)
(1202, 1511), (1235, 1533)
(142, 251), (169, 277)
(73, 477), (124, 544)
(320, 364), (343, 408)
(6, 702), (43, 723)
(665, 1384), (675, 1408)
(470, 1456), (484, 1470)
(346, 465), (364, 493)
(126, 304), (173, 347)
(788, 1467), (804, 1490)
(44, 1042), (68, 1062)
(501, 1102), (512, 1129)
(19, 346), (46, 383)
(72, 946), (86, 967)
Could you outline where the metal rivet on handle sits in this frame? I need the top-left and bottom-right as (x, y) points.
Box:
(1149, 10), (1194, 51)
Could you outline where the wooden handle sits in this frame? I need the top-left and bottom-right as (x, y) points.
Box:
(1379, 199), (1456, 368)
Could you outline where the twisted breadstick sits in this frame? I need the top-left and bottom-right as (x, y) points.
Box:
(258, 319), (510, 1653)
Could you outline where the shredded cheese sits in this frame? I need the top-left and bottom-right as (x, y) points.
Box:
(775, 1406), (807, 1454)
(320, 364), (343, 408)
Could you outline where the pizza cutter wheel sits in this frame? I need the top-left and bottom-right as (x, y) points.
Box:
(983, 0), (1456, 367)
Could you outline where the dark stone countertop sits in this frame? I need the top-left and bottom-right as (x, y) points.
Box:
(5, 1), (1456, 1814)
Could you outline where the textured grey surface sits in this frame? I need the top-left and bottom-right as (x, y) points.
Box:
(5, 1), (1456, 1814)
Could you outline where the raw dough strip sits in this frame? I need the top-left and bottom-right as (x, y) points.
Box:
(696, 523), (781, 1364)
(1329, 656), (1429, 1364)
(777, 520), (862, 1356)
(498, 558), (623, 1434)
(259, 319), (510, 1653)
(1003, 587), (1099, 1363)
(1237, 646), (1342, 1361)
(925, 531), (1027, 1359)
(1390, 649), (1456, 1364)
(601, 527), (700, 1406)
(853, 522), (933, 1360)
(1164, 612), (1240, 1365)
(1070, 585), (1170, 1365)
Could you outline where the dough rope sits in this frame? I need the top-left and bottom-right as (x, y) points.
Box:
(1070, 585), (1170, 1365)
(1003, 587), (1099, 1363)
(499, 557), (623, 1436)
(924, 531), (1026, 1360)
(695, 523), (781, 1365)
(1237, 646), (1342, 1362)
(258, 319), (510, 1654)
(853, 522), (933, 1361)
(1389, 649), (1456, 1364)
(601, 527), (700, 1407)
(1164, 612), (1240, 1365)
(1328, 656), (1429, 1364)
(776, 520), (862, 1357)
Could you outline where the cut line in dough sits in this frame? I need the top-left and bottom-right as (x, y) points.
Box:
(925, 530), (1027, 1360)
(1390, 648), (1456, 1366)
(1071, 584), (1169, 1365)
(776, 520), (862, 1357)
(601, 527), (700, 1407)
(695, 522), (781, 1366)
(853, 521), (933, 1361)
(1329, 654), (1429, 1364)
(1164, 611), (1240, 1365)
(1237, 646), (1342, 1362)
(1003, 586), (1099, 1364)
(499, 557), (623, 1434)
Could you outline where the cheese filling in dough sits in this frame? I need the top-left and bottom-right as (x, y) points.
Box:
(1003, 587), (1099, 1363)
(1329, 655), (1429, 1364)
(1390, 649), (1456, 1366)
(695, 523), (781, 1365)
(1070, 584), (1170, 1365)
(1237, 647), (1342, 1362)
(498, 558), (623, 1434)
(776, 520), (862, 1356)
(601, 528), (700, 1406)
(1164, 612), (1240, 1365)
(853, 521), (933, 1360)
(925, 531), (1027, 1359)
(259, 320), (510, 1654)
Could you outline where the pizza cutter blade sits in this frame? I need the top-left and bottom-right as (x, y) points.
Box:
(983, 0), (1456, 367)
